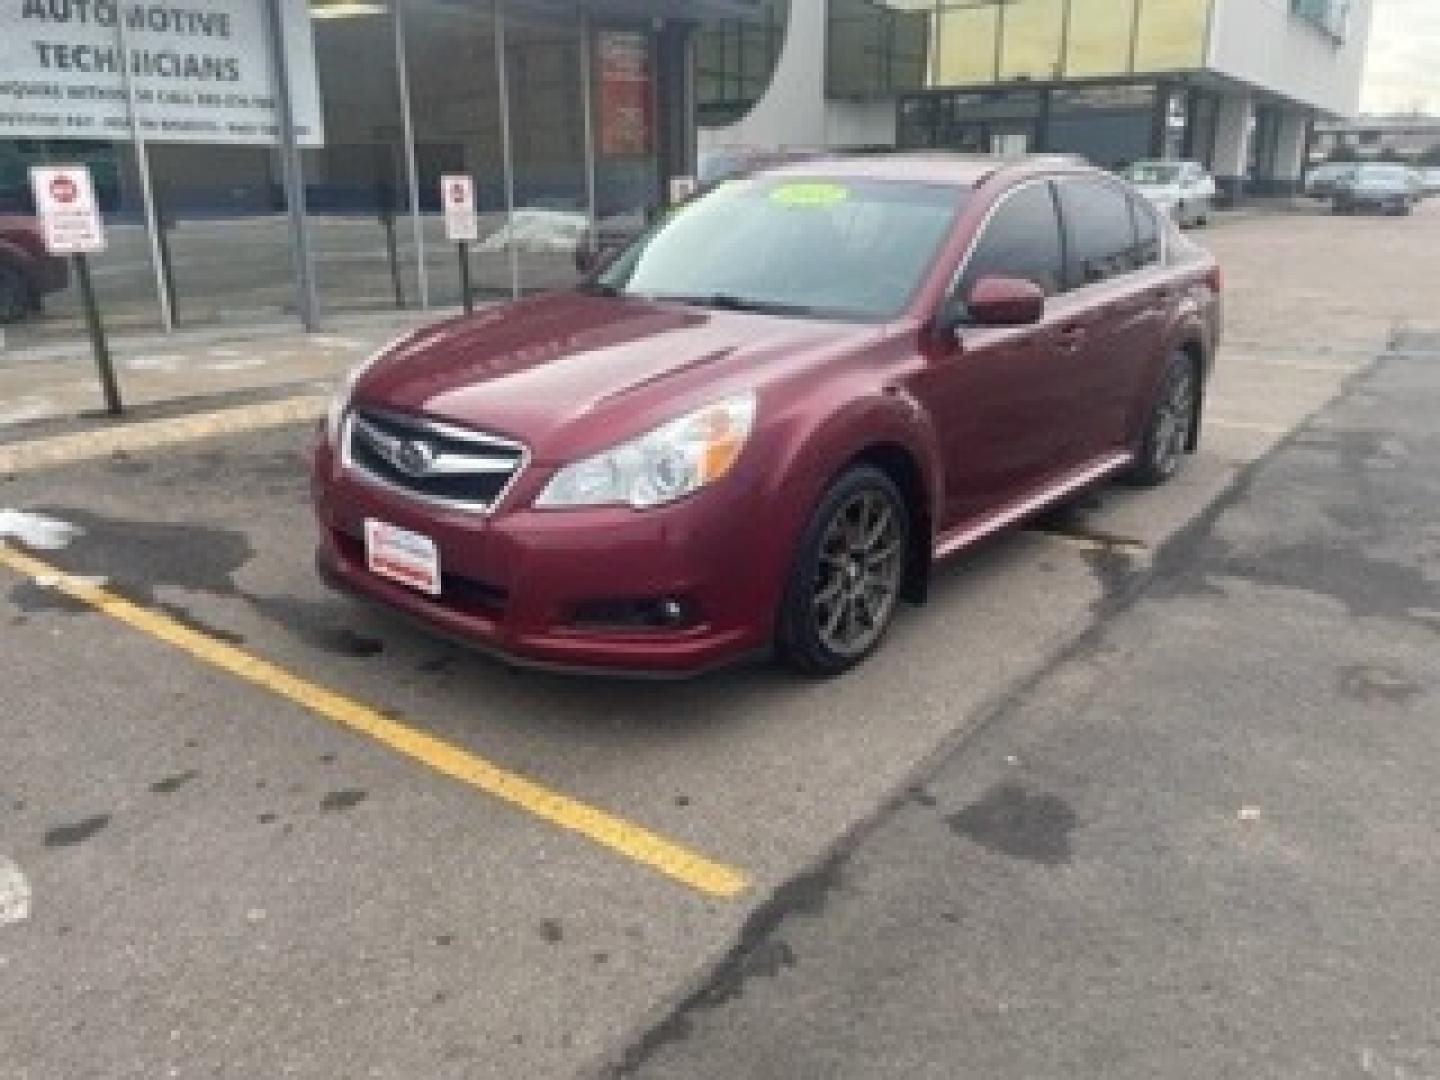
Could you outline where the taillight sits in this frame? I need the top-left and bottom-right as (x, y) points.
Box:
(1206, 263), (1223, 293)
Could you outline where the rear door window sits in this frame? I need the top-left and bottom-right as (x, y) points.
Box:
(1056, 177), (1139, 289)
(958, 181), (1064, 298)
(1130, 196), (1161, 268)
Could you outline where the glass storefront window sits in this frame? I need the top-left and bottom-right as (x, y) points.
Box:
(827, 0), (929, 99)
(1049, 84), (1157, 168)
(1065, 0), (1135, 77)
(594, 27), (659, 250)
(143, 142), (299, 329)
(306, 0), (418, 316)
(697, 0), (787, 126)
(1000, 0), (1065, 82)
(1135, 0), (1211, 72)
(935, 4), (998, 85)
(404, 0), (506, 303)
(507, 11), (588, 293)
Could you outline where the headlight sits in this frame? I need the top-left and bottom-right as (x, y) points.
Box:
(324, 332), (412, 443)
(535, 392), (756, 509)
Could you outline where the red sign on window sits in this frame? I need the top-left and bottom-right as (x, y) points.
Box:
(596, 31), (651, 158)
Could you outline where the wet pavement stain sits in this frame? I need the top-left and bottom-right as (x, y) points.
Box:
(154, 603), (247, 646)
(3, 509), (254, 611)
(245, 595), (384, 658)
(945, 783), (1078, 867)
(1338, 663), (1423, 705)
(43, 814), (111, 848)
(319, 789), (368, 813)
(149, 769), (200, 794)
(105, 457), (152, 476)
(417, 652), (460, 674)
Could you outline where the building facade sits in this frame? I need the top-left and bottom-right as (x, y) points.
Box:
(699, 0), (1373, 201)
(1, 0), (747, 355)
(1312, 116), (1440, 162)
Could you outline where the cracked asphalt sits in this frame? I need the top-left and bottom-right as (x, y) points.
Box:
(2, 204), (1439, 1079)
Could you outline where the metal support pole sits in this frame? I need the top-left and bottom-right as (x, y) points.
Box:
(580, 8), (598, 253)
(73, 255), (122, 416)
(394, 0), (429, 309)
(263, 0), (319, 331)
(495, 0), (520, 300)
(114, 11), (174, 333)
(458, 242), (473, 314)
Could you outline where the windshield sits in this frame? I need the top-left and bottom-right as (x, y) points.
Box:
(1355, 165), (1412, 187)
(595, 176), (968, 321)
(1125, 163), (1181, 186)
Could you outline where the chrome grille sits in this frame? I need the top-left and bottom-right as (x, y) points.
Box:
(343, 408), (527, 512)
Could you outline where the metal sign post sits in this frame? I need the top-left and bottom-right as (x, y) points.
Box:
(441, 174), (480, 315)
(29, 165), (121, 416)
(72, 255), (122, 416)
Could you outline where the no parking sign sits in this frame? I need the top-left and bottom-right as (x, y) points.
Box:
(442, 174), (479, 243)
(29, 165), (106, 255)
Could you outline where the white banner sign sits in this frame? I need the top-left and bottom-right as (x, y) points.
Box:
(441, 173), (478, 243)
(30, 164), (106, 253)
(0, 0), (324, 146)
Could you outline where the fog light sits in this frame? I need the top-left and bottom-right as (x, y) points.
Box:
(570, 596), (696, 630)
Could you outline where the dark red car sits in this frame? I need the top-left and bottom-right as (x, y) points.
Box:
(0, 215), (69, 324)
(312, 155), (1220, 677)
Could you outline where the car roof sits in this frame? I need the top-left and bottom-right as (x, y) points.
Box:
(758, 151), (1096, 189)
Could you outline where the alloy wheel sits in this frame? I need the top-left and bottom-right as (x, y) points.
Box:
(812, 488), (905, 659)
(1151, 363), (1196, 477)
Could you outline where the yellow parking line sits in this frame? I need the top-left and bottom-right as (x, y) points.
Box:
(0, 395), (328, 475)
(0, 542), (749, 899)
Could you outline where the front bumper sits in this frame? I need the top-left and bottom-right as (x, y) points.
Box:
(310, 434), (781, 675)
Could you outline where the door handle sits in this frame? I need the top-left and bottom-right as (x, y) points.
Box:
(1057, 323), (1087, 351)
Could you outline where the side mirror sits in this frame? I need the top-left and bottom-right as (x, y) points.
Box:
(963, 275), (1046, 328)
(574, 233), (624, 277)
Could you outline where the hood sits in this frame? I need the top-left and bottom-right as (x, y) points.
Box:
(352, 291), (863, 460)
(1135, 184), (1181, 202)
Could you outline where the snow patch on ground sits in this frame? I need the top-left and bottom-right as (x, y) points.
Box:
(0, 395), (56, 427)
(0, 857), (30, 926)
(0, 509), (84, 550)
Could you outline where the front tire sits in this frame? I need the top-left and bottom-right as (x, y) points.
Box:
(1126, 353), (1200, 487)
(777, 465), (909, 678)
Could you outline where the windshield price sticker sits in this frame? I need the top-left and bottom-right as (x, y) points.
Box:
(769, 182), (850, 208)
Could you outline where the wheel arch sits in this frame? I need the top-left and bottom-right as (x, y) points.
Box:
(1175, 335), (1207, 453)
(843, 441), (933, 604)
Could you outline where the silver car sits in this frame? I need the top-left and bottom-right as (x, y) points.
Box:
(1334, 163), (1424, 215)
(1123, 160), (1217, 228)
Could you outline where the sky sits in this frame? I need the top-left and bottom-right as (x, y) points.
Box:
(1362, 0), (1440, 113)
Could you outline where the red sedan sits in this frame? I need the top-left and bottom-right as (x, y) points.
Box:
(312, 155), (1221, 677)
(0, 215), (69, 324)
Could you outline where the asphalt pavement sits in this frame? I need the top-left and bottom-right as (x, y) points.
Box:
(1, 203), (1438, 1079)
(618, 335), (1440, 1080)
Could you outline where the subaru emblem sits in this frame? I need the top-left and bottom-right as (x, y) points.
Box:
(394, 438), (437, 476)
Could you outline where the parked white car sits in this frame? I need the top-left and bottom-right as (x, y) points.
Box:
(1123, 160), (1217, 228)
(1419, 167), (1440, 197)
(1305, 162), (1357, 199)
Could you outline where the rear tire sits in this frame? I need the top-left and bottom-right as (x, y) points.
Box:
(777, 465), (910, 679)
(0, 263), (30, 325)
(1125, 353), (1200, 488)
